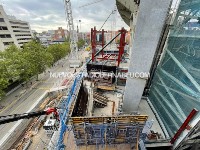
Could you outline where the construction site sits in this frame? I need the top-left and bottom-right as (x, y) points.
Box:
(0, 0), (200, 150)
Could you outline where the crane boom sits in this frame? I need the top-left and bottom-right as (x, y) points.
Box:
(0, 108), (59, 125)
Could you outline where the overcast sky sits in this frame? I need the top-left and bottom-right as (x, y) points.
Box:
(1, 0), (129, 32)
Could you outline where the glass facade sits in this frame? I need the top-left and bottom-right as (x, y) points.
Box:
(148, 0), (200, 137)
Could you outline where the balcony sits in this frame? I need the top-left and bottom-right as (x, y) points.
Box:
(18, 39), (31, 43)
(16, 36), (32, 39)
(9, 22), (29, 28)
(0, 22), (7, 26)
(14, 32), (32, 36)
(12, 28), (31, 32)
(0, 30), (10, 35)
(1, 38), (14, 43)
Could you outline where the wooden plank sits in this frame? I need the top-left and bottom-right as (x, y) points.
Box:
(97, 85), (115, 91)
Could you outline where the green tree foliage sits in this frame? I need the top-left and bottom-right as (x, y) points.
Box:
(2, 45), (25, 78)
(0, 45), (22, 98)
(77, 39), (85, 49)
(0, 41), (71, 100)
(0, 58), (10, 98)
(22, 41), (53, 80)
(47, 42), (70, 63)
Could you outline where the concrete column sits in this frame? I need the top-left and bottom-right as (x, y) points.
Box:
(123, 0), (172, 112)
(86, 82), (93, 116)
(129, 11), (138, 57)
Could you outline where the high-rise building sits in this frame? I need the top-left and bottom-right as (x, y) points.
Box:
(0, 5), (32, 51)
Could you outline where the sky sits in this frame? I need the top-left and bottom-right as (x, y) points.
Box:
(1, 0), (129, 33)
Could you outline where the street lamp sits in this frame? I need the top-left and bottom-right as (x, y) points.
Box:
(79, 20), (81, 31)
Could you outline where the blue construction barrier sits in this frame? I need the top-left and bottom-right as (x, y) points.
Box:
(56, 73), (82, 149)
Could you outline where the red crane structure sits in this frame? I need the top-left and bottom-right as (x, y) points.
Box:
(91, 27), (127, 67)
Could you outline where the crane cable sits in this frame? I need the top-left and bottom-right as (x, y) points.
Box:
(79, 0), (104, 8)
(99, 9), (117, 31)
(87, 32), (121, 64)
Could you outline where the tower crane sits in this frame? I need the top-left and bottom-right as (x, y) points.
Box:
(64, 0), (81, 68)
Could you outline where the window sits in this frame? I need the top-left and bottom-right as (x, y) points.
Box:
(17, 38), (31, 41)
(13, 30), (30, 33)
(3, 42), (14, 45)
(15, 34), (31, 37)
(0, 34), (11, 38)
(0, 18), (5, 22)
(11, 26), (29, 29)
(9, 21), (28, 25)
(0, 26), (8, 30)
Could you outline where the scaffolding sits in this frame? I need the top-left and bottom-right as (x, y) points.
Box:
(71, 115), (148, 147)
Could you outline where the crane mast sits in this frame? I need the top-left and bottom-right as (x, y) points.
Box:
(64, 0), (81, 68)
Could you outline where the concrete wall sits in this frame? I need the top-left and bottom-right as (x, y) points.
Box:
(0, 5), (17, 51)
(0, 5), (32, 51)
(123, 0), (172, 112)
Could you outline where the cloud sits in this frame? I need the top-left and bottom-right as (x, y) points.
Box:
(2, 0), (129, 32)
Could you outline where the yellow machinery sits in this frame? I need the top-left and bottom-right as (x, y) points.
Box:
(85, 45), (91, 51)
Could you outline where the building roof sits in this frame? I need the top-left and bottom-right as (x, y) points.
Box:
(52, 37), (65, 42)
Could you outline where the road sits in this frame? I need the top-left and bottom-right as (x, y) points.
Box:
(0, 51), (88, 149)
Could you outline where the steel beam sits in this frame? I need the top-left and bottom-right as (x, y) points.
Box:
(157, 74), (186, 120)
(151, 90), (179, 129)
(155, 82), (200, 103)
(146, 98), (170, 138)
(166, 50), (200, 92)
(160, 68), (200, 100)
(153, 86), (184, 122)
(170, 109), (198, 144)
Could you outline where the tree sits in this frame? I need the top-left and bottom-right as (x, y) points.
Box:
(47, 42), (70, 63)
(77, 39), (85, 49)
(65, 36), (70, 42)
(0, 59), (10, 99)
(1, 45), (22, 80)
(0, 41), (71, 100)
(0, 45), (24, 99)
(1, 44), (34, 87)
(22, 41), (53, 80)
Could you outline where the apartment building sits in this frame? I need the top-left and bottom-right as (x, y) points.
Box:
(34, 28), (69, 46)
(0, 5), (32, 51)
(36, 33), (52, 46)
(52, 27), (69, 41)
